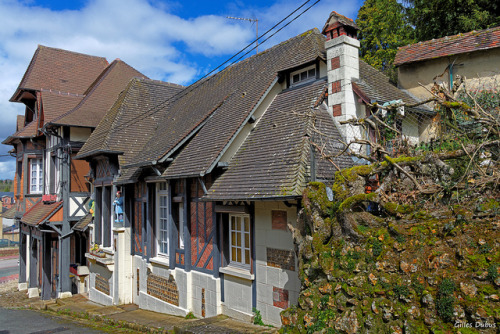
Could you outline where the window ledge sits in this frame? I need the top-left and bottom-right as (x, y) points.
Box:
(220, 266), (254, 281)
(149, 256), (170, 268)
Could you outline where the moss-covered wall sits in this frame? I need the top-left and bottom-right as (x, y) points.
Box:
(281, 180), (499, 333)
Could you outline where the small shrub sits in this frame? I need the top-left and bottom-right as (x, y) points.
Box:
(411, 280), (425, 296)
(371, 239), (383, 258)
(437, 278), (456, 322)
(487, 265), (498, 282)
(393, 284), (410, 298)
(437, 296), (455, 322)
(479, 243), (492, 254)
(185, 312), (196, 319)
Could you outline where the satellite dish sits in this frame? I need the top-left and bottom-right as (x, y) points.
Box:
(326, 186), (334, 201)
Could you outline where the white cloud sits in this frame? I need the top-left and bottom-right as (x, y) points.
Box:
(0, 160), (16, 180)
(0, 0), (363, 180)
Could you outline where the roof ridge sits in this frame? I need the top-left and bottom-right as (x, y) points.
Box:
(38, 44), (108, 61)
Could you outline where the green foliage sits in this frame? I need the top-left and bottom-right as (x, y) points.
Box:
(306, 309), (337, 334)
(411, 280), (425, 296)
(393, 284), (410, 298)
(405, 0), (500, 41)
(185, 312), (196, 319)
(252, 308), (274, 328)
(371, 238), (383, 258)
(436, 278), (456, 322)
(479, 242), (492, 254)
(357, 0), (415, 82)
(487, 264), (498, 283)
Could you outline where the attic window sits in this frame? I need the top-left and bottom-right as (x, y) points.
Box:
(290, 65), (316, 86)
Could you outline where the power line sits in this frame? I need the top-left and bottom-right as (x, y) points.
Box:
(109, 0), (320, 135)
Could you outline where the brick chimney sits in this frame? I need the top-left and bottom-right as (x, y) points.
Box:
(322, 12), (360, 145)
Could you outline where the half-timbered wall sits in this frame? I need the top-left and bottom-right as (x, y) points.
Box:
(188, 178), (215, 273)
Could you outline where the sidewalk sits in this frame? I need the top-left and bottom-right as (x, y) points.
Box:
(0, 281), (276, 333)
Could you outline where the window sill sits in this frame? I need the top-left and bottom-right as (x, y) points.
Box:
(149, 256), (170, 268)
(219, 266), (254, 281)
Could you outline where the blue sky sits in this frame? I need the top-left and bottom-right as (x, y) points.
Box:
(0, 0), (364, 179)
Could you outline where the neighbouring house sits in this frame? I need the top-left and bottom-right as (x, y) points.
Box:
(0, 192), (15, 209)
(3, 45), (146, 300)
(394, 26), (500, 100)
(1, 206), (17, 242)
(77, 11), (427, 326)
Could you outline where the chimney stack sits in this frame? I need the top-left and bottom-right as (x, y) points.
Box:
(322, 12), (361, 146)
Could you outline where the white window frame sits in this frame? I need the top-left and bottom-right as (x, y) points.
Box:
(290, 65), (316, 87)
(229, 214), (251, 269)
(29, 158), (43, 194)
(178, 202), (184, 249)
(156, 182), (169, 258)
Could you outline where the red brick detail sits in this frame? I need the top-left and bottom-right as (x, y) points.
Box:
(331, 57), (340, 70)
(332, 104), (342, 116)
(273, 287), (289, 309)
(331, 81), (341, 94)
(272, 210), (287, 230)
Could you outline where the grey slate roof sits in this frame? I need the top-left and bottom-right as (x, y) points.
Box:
(77, 78), (184, 170)
(355, 61), (432, 113)
(73, 213), (92, 231)
(130, 29), (325, 176)
(205, 79), (352, 200)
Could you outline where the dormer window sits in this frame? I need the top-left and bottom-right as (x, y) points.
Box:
(290, 65), (316, 86)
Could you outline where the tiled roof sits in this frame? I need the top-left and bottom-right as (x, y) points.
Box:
(40, 90), (84, 123)
(21, 201), (62, 226)
(16, 115), (25, 131)
(73, 213), (92, 231)
(4, 91), (83, 142)
(322, 11), (359, 33)
(394, 26), (500, 66)
(77, 78), (184, 168)
(355, 60), (430, 112)
(50, 60), (147, 128)
(11, 45), (108, 101)
(131, 29), (325, 178)
(205, 79), (352, 200)
(1, 206), (16, 219)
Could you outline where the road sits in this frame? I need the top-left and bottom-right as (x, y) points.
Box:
(0, 258), (18, 279)
(0, 308), (107, 333)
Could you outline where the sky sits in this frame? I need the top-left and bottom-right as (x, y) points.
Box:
(0, 0), (364, 180)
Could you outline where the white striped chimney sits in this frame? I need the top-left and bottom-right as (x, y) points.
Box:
(322, 12), (361, 145)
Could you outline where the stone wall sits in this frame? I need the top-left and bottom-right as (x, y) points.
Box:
(281, 182), (500, 333)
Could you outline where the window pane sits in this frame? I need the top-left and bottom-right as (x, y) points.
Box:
(236, 249), (241, 262)
(301, 71), (307, 80)
(231, 247), (236, 262)
(245, 234), (250, 248)
(293, 74), (299, 83)
(308, 68), (316, 78)
(244, 217), (249, 231)
(245, 250), (250, 264)
(236, 233), (241, 246)
(231, 232), (236, 246)
(236, 219), (241, 231)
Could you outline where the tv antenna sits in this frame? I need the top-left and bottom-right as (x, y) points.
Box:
(226, 16), (259, 54)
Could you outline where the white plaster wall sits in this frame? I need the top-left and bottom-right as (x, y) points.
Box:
(402, 116), (420, 145)
(88, 262), (113, 306)
(70, 127), (91, 142)
(254, 201), (300, 327)
(133, 256), (190, 317)
(397, 48), (500, 101)
(191, 270), (221, 318)
(114, 228), (133, 304)
(222, 275), (253, 316)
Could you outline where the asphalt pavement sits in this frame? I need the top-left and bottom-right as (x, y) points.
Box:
(0, 257), (18, 280)
(0, 308), (107, 334)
